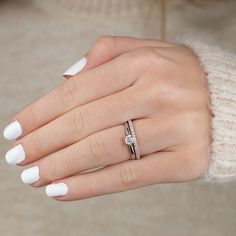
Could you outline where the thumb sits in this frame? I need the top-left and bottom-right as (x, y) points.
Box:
(62, 35), (171, 79)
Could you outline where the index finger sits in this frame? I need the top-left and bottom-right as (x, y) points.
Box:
(3, 52), (138, 140)
(64, 35), (174, 78)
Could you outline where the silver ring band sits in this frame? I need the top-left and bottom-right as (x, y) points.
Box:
(124, 119), (141, 160)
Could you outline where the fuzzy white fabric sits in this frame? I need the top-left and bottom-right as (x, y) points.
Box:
(179, 38), (236, 182)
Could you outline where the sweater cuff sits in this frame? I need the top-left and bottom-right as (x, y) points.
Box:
(177, 37), (236, 183)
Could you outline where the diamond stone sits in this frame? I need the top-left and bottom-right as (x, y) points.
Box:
(125, 134), (136, 145)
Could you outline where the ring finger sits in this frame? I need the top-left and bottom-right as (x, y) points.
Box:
(20, 115), (182, 187)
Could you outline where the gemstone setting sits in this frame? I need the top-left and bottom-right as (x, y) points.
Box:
(125, 134), (136, 145)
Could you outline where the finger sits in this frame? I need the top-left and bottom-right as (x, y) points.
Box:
(44, 151), (188, 201)
(5, 50), (139, 140)
(26, 116), (181, 187)
(63, 35), (173, 79)
(15, 86), (143, 165)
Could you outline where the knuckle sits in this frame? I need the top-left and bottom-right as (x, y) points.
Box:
(137, 83), (180, 110)
(30, 133), (44, 156)
(92, 35), (116, 53)
(130, 47), (168, 73)
(163, 88), (179, 107)
(89, 135), (111, 161)
(158, 86), (185, 107)
(25, 105), (38, 128)
(58, 80), (78, 106)
(41, 159), (59, 183)
(132, 48), (159, 68)
(119, 165), (138, 189)
(70, 108), (88, 137)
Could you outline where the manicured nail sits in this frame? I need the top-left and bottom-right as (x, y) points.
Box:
(46, 183), (68, 197)
(5, 144), (25, 165)
(63, 57), (87, 77)
(21, 166), (39, 184)
(3, 120), (22, 140)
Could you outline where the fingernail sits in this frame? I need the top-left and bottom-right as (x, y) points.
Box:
(63, 57), (87, 77)
(3, 120), (22, 140)
(21, 166), (39, 184)
(46, 183), (68, 197)
(5, 144), (25, 165)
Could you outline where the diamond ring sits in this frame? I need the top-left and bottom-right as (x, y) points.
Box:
(124, 119), (141, 160)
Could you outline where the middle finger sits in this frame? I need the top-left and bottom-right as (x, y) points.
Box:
(7, 86), (144, 166)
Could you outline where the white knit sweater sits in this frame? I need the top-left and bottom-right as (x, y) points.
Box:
(180, 38), (236, 183)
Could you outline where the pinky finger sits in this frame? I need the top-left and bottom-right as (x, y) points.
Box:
(45, 151), (186, 201)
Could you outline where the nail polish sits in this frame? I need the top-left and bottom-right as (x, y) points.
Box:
(21, 166), (39, 184)
(46, 183), (68, 197)
(3, 120), (22, 140)
(5, 144), (25, 165)
(63, 57), (87, 77)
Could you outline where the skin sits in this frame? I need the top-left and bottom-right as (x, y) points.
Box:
(12, 36), (212, 201)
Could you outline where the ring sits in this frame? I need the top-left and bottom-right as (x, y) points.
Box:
(124, 119), (141, 160)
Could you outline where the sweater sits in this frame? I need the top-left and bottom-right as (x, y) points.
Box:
(179, 38), (236, 183)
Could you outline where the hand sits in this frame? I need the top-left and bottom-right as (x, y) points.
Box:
(4, 36), (212, 201)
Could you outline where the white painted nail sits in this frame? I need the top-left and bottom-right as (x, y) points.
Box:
(3, 120), (22, 140)
(5, 144), (25, 165)
(63, 57), (87, 77)
(46, 183), (68, 197)
(21, 166), (40, 184)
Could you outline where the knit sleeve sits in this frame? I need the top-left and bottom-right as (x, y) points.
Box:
(177, 38), (236, 183)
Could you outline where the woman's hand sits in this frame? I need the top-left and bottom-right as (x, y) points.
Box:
(4, 36), (212, 201)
